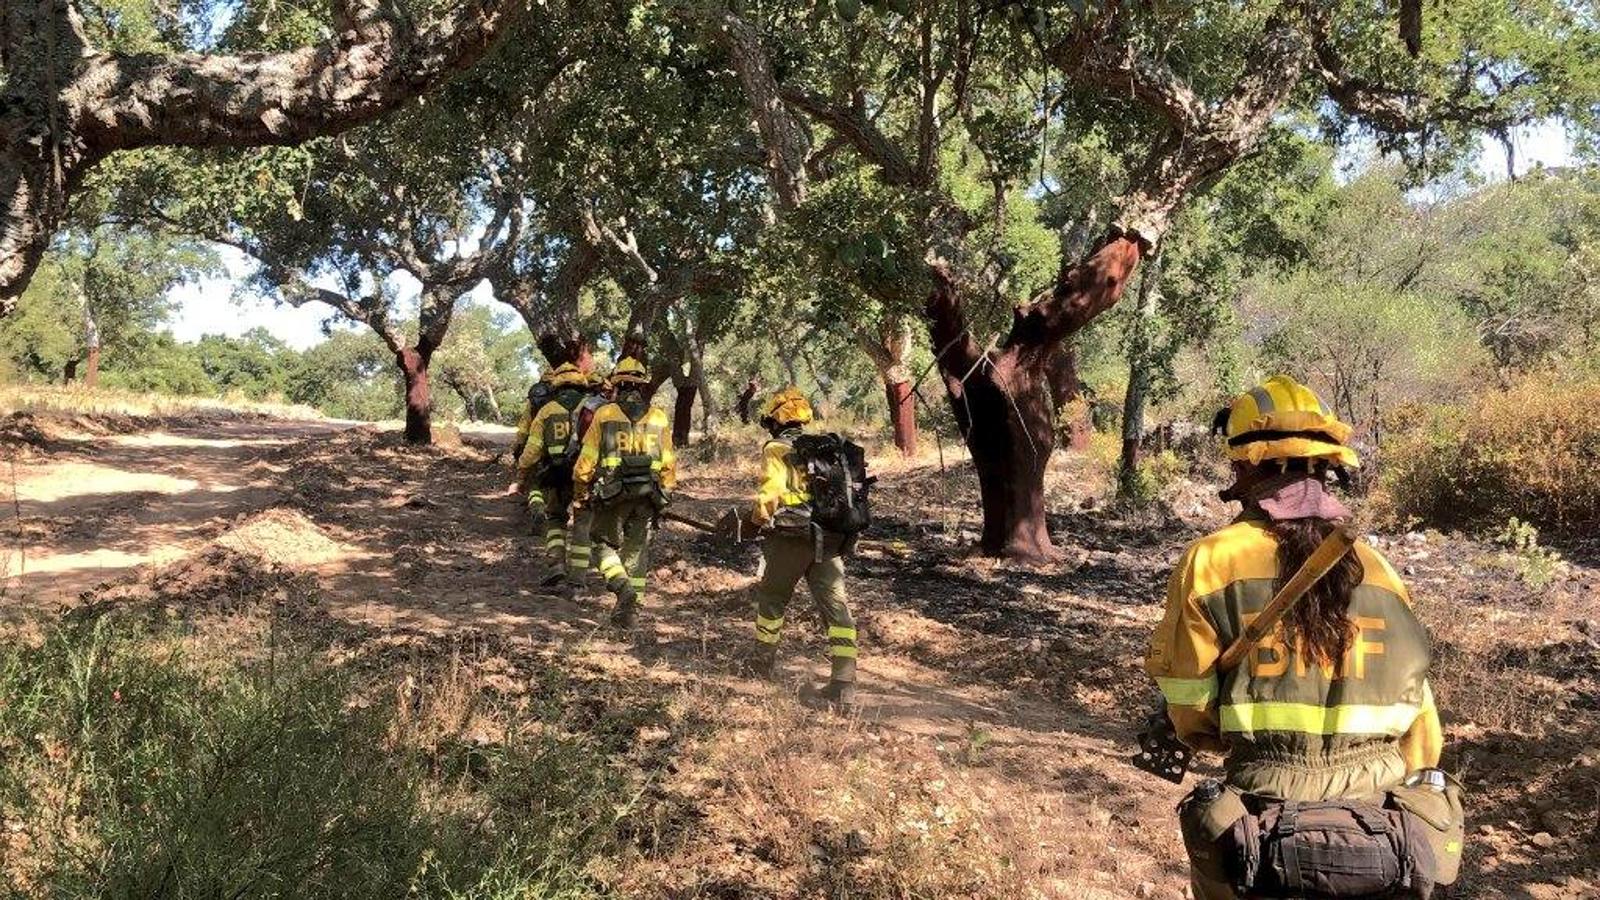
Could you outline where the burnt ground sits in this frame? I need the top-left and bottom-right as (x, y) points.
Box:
(2, 410), (1597, 899)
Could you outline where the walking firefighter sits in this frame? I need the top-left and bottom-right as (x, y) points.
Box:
(571, 356), (676, 628)
(733, 386), (874, 713)
(1140, 375), (1463, 900)
(512, 362), (591, 587)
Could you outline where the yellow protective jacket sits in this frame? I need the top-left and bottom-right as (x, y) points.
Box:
(572, 402), (676, 505)
(1146, 517), (1443, 772)
(515, 394), (582, 477)
(511, 400), (535, 456)
(751, 437), (810, 527)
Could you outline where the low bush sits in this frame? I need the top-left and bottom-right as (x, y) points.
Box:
(0, 617), (642, 898)
(1376, 373), (1600, 533)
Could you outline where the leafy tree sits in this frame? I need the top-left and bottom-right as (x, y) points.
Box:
(1, 0), (537, 307)
(702, 0), (1597, 558)
(0, 228), (216, 383)
(286, 330), (405, 421)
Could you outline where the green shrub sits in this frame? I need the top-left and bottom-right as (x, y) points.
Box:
(1377, 374), (1600, 532)
(0, 617), (637, 898)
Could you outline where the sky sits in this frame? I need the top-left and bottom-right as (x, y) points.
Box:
(163, 121), (1580, 351)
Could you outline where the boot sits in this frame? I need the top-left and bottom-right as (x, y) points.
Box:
(820, 680), (857, 715)
(609, 595), (638, 629)
(738, 643), (778, 679)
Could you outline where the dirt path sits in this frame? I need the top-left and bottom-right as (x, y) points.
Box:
(4, 415), (1596, 899)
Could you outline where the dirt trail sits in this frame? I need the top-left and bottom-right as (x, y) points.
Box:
(4, 415), (1596, 899)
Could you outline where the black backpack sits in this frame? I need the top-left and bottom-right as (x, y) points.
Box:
(790, 433), (874, 535)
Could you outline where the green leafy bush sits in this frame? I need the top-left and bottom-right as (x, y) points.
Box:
(0, 618), (638, 898)
(1377, 374), (1600, 532)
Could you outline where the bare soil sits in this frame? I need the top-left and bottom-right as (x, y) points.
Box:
(3, 412), (1596, 899)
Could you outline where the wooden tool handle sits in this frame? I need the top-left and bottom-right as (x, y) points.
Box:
(1216, 524), (1359, 672)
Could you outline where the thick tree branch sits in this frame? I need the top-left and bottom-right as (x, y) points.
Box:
(711, 7), (811, 210)
(779, 87), (917, 187)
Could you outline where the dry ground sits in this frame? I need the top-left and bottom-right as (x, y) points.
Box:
(2, 409), (1596, 899)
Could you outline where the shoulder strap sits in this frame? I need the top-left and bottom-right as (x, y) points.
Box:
(1216, 525), (1359, 672)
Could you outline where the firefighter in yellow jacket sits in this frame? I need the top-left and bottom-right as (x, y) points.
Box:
(1145, 375), (1444, 900)
(571, 356), (676, 628)
(742, 387), (858, 711)
(510, 369), (557, 464)
(513, 362), (590, 586)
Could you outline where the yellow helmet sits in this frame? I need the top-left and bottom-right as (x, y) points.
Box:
(608, 356), (650, 387)
(760, 386), (813, 427)
(548, 362), (586, 388)
(1219, 375), (1359, 469)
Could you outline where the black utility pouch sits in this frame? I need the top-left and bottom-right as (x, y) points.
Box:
(1224, 798), (1436, 899)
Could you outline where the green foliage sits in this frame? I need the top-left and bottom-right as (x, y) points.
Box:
(0, 228), (218, 383)
(0, 615), (642, 897)
(286, 330), (404, 421)
(1378, 373), (1600, 533)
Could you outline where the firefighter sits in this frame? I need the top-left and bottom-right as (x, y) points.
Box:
(740, 386), (858, 712)
(564, 368), (611, 589)
(571, 356), (675, 628)
(1145, 375), (1444, 900)
(511, 369), (557, 464)
(513, 362), (589, 585)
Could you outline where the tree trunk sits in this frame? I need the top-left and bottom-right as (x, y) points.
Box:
(736, 378), (759, 424)
(926, 237), (1143, 561)
(82, 296), (101, 388)
(884, 377), (917, 456)
(1118, 253), (1163, 497)
(397, 345), (434, 444)
(671, 374), (696, 447)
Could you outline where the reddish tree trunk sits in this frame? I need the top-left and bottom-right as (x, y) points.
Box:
(84, 346), (100, 389)
(397, 345), (434, 444)
(884, 378), (917, 456)
(671, 376), (696, 447)
(926, 237), (1142, 561)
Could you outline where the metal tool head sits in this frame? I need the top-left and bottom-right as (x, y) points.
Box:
(1132, 708), (1192, 784)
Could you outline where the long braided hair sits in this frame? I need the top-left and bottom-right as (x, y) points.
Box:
(1267, 462), (1366, 668)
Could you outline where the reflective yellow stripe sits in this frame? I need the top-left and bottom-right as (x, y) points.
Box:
(780, 491), (807, 505)
(650, 460), (663, 470)
(755, 614), (784, 645)
(1220, 701), (1423, 736)
(629, 577), (647, 588)
(829, 645), (858, 659)
(600, 456), (622, 467)
(827, 626), (857, 641)
(1157, 675), (1217, 708)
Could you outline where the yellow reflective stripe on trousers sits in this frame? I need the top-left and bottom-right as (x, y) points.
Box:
(828, 645), (858, 659)
(755, 615), (784, 644)
(1221, 701), (1423, 736)
(1157, 675), (1217, 707)
(827, 625), (856, 642)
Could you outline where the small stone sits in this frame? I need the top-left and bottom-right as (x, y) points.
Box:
(1530, 831), (1556, 849)
(1478, 823), (1498, 835)
(1136, 882), (1155, 898)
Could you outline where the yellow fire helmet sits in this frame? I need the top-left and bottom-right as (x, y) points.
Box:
(548, 362), (587, 388)
(1219, 375), (1359, 469)
(761, 386), (814, 427)
(608, 356), (651, 387)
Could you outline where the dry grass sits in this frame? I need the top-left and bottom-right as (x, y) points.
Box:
(0, 383), (324, 421)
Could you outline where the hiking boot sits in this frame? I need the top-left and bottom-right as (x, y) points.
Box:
(802, 680), (858, 715)
(737, 644), (778, 679)
(538, 570), (566, 588)
(609, 598), (638, 630)
(821, 680), (857, 714)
